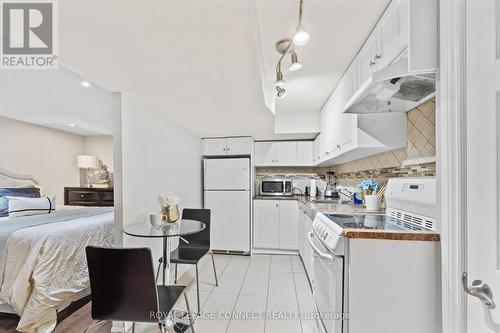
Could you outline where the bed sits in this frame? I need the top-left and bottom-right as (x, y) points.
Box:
(0, 169), (114, 333)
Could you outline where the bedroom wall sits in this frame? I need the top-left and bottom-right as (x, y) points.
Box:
(83, 135), (114, 171)
(0, 116), (84, 202)
(113, 92), (202, 266)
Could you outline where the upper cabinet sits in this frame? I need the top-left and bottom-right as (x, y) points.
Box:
(202, 137), (253, 156)
(377, 0), (409, 70)
(254, 141), (313, 167)
(357, 33), (378, 89)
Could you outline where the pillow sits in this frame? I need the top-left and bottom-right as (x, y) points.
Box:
(0, 187), (41, 217)
(7, 196), (56, 218)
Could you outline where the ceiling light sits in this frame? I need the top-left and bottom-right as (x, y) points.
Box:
(80, 81), (91, 88)
(293, 0), (310, 46)
(289, 52), (303, 71)
(276, 86), (287, 98)
(68, 123), (76, 127)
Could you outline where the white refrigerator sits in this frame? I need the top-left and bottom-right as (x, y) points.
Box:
(204, 158), (250, 253)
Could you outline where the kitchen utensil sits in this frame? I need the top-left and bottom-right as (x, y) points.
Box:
(365, 195), (382, 211)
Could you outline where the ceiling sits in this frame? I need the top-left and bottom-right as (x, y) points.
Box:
(0, 67), (113, 136)
(252, 0), (391, 117)
(4, 0), (390, 140)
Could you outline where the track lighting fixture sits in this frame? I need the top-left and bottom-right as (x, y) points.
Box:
(293, 0), (310, 46)
(276, 85), (287, 98)
(289, 51), (302, 71)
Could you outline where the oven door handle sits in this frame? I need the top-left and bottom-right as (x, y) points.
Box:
(308, 232), (334, 261)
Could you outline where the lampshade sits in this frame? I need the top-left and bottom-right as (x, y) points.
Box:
(77, 155), (99, 169)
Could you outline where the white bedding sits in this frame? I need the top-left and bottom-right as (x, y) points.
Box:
(0, 208), (114, 333)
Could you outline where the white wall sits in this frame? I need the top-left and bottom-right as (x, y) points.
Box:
(113, 92), (202, 259)
(84, 135), (114, 171)
(0, 116), (84, 202)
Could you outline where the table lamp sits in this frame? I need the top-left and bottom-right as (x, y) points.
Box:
(77, 155), (99, 188)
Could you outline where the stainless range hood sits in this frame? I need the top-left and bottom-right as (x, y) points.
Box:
(344, 57), (436, 114)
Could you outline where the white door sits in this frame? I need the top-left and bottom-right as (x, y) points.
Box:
(275, 141), (298, 166)
(303, 212), (314, 278)
(358, 32), (378, 86)
(464, 0), (500, 331)
(377, 0), (408, 69)
(339, 112), (357, 151)
(279, 200), (298, 250)
(202, 138), (227, 156)
(204, 158), (249, 190)
(204, 190), (250, 252)
(226, 137), (252, 155)
(313, 136), (319, 164)
(254, 142), (275, 166)
(297, 141), (313, 166)
(254, 200), (279, 249)
(298, 206), (305, 257)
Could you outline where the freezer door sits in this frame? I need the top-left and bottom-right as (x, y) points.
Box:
(204, 158), (250, 190)
(204, 190), (250, 253)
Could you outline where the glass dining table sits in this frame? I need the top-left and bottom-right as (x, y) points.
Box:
(123, 219), (206, 286)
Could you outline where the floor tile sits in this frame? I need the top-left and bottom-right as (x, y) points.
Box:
(270, 255), (293, 272)
(265, 318), (302, 333)
(268, 272), (297, 300)
(234, 295), (267, 312)
(291, 255), (305, 273)
(226, 319), (265, 333)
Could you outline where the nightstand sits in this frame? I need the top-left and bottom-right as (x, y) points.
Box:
(64, 187), (114, 207)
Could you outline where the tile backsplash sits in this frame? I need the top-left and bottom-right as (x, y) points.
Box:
(331, 98), (436, 184)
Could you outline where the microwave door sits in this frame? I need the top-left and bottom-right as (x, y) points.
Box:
(261, 181), (284, 194)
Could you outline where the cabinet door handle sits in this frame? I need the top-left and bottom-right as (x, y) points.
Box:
(375, 54), (382, 59)
(276, 204), (279, 207)
(370, 60), (376, 66)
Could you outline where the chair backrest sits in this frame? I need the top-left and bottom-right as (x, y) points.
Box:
(181, 208), (211, 248)
(86, 246), (159, 323)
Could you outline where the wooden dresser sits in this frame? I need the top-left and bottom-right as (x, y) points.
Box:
(64, 187), (114, 207)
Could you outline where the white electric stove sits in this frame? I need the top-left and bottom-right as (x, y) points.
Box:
(308, 178), (440, 333)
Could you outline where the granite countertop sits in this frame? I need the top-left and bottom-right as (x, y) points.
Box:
(254, 195), (440, 242)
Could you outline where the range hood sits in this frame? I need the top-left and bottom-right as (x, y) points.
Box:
(345, 57), (436, 114)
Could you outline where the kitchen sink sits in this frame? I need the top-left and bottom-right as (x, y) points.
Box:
(311, 199), (352, 205)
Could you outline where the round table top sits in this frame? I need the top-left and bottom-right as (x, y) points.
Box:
(123, 219), (205, 238)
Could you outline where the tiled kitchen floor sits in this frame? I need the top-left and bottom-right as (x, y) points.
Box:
(169, 254), (317, 333)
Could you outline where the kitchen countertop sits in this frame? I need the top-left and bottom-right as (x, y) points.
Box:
(254, 195), (440, 242)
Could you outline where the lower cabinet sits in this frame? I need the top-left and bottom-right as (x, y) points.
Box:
(302, 211), (314, 279)
(254, 199), (298, 250)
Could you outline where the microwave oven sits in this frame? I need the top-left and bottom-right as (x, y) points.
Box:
(259, 178), (293, 196)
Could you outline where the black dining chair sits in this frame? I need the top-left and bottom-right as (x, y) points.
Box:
(157, 208), (218, 314)
(85, 246), (195, 333)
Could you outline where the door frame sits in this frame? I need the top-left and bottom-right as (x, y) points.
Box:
(438, 0), (468, 332)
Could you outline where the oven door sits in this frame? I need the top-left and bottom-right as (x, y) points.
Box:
(308, 231), (344, 333)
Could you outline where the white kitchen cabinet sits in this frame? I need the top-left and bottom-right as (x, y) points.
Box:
(313, 136), (319, 164)
(254, 142), (276, 166)
(297, 141), (313, 166)
(357, 32), (379, 87)
(202, 137), (253, 156)
(302, 211), (314, 279)
(255, 141), (313, 167)
(339, 59), (359, 110)
(226, 137), (253, 155)
(202, 138), (227, 156)
(253, 199), (299, 250)
(278, 200), (299, 250)
(319, 109), (328, 161)
(339, 112), (357, 151)
(298, 206), (305, 258)
(377, 0), (408, 70)
(254, 200), (280, 249)
(275, 142), (298, 166)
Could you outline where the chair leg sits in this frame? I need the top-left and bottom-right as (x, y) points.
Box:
(175, 263), (178, 284)
(195, 264), (200, 314)
(156, 261), (162, 283)
(184, 292), (196, 333)
(131, 322), (135, 333)
(211, 253), (219, 287)
(158, 323), (166, 333)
